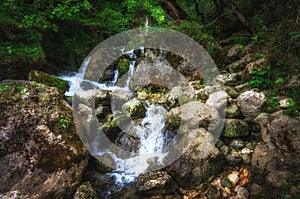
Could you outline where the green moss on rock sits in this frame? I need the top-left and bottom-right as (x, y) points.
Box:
(117, 59), (130, 75)
(28, 70), (69, 93)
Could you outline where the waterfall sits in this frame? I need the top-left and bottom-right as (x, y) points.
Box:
(60, 48), (170, 188)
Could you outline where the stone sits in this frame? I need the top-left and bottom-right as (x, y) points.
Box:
(166, 86), (195, 108)
(226, 44), (242, 59)
(226, 153), (243, 165)
(278, 98), (293, 109)
(117, 58), (130, 75)
(216, 73), (238, 86)
(229, 139), (244, 150)
(129, 57), (188, 91)
(226, 103), (241, 118)
(235, 187), (250, 199)
(227, 171), (239, 186)
(74, 182), (97, 199)
(28, 70), (69, 93)
(165, 101), (221, 133)
(243, 58), (269, 81)
(221, 177), (232, 188)
(228, 54), (253, 73)
(137, 90), (148, 100)
(0, 81), (89, 198)
(237, 90), (265, 120)
(235, 83), (251, 94)
(222, 119), (249, 137)
(165, 128), (226, 188)
(137, 171), (175, 195)
(225, 86), (239, 98)
(206, 91), (227, 111)
(122, 99), (146, 119)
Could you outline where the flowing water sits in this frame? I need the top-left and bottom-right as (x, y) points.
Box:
(60, 48), (171, 196)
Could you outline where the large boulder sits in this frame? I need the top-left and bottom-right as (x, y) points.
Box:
(237, 90), (265, 120)
(164, 128), (226, 188)
(250, 114), (300, 198)
(0, 80), (89, 198)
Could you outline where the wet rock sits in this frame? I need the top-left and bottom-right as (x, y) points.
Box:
(137, 171), (175, 195)
(221, 177), (232, 188)
(122, 100), (146, 119)
(28, 70), (69, 93)
(0, 80), (89, 198)
(74, 182), (97, 199)
(222, 119), (249, 137)
(137, 90), (148, 100)
(74, 89), (110, 108)
(237, 90), (265, 120)
(206, 91), (227, 111)
(216, 73), (238, 86)
(165, 101), (221, 133)
(165, 128), (226, 188)
(117, 58), (130, 75)
(111, 88), (132, 111)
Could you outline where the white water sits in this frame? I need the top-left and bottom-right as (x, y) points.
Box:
(60, 48), (169, 187)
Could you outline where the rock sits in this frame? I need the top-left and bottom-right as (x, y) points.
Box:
(243, 58), (269, 81)
(235, 83), (250, 94)
(250, 183), (273, 199)
(226, 44), (242, 59)
(229, 139), (244, 150)
(122, 99), (146, 119)
(235, 187), (250, 199)
(0, 80), (89, 198)
(237, 90), (265, 120)
(228, 54), (253, 73)
(216, 73), (238, 86)
(129, 57), (188, 91)
(111, 88), (132, 111)
(222, 119), (249, 137)
(221, 177), (232, 188)
(226, 103), (241, 118)
(278, 98), (293, 109)
(206, 91), (227, 111)
(165, 101), (221, 133)
(74, 182), (97, 199)
(227, 171), (239, 186)
(225, 86), (239, 98)
(166, 86), (195, 108)
(137, 90), (148, 100)
(137, 171), (175, 195)
(74, 89), (110, 108)
(165, 128), (226, 188)
(28, 70), (69, 93)
(226, 153), (243, 165)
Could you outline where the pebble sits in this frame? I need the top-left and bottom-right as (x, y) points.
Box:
(227, 172), (239, 186)
(230, 139), (244, 150)
(241, 148), (251, 154)
(221, 177), (232, 188)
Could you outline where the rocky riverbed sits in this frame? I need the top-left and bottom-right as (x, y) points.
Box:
(0, 45), (299, 199)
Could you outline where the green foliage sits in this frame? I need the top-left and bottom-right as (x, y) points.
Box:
(249, 66), (272, 89)
(59, 113), (71, 129)
(264, 91), (280, 113)
(284, 99), (298, 117)
(253, 52), (266, 60)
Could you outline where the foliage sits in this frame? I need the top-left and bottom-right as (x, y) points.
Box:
(59, 113), (71, 129)
(249, 66), (272, 89)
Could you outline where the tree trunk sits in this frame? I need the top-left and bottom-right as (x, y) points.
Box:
(219, 0), (256, 36)
(161, 0), (188, 20)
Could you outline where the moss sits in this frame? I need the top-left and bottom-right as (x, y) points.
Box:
(117, 59), (130, 75)
(28, 70), (69, 93)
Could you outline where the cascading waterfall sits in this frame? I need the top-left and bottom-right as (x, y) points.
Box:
(60, 48), (170, 193)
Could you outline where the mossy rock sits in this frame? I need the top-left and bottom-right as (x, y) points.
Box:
(222, 119), (249, 137)
(28, 70), (69, 93)
(117, 59), (130, 75)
